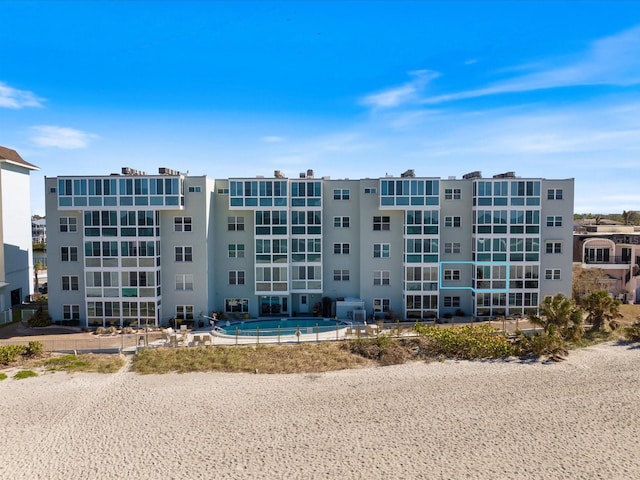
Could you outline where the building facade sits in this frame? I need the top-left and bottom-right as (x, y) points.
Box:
(573, 224), (640, 303)
(45, 168), (574, 327)
(0, 146), (38, 320)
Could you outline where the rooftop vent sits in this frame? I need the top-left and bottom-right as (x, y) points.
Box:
(299, 172), (306, 178)
(122, 167), (147, 176)
(158, 167), (181, 175)
(400, 169), (415, 178)
(462, 171), (482, 180)
(493, 171), (516, 179)
(307, 169), (314, 178)
(274, 170), (285, 178)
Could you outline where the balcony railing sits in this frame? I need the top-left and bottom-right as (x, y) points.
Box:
(584, 255), (635, 265)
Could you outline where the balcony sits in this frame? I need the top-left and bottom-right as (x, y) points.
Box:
(583, 255), (637, 268)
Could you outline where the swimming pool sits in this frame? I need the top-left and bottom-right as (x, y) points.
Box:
(215, 318), (349, 337)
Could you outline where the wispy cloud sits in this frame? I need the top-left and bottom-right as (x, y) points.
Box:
(361, 70), (440, 109)
(0, 82), (44, 108)
(30, 126), (98, 149)
(261, 135), (285, 143)
(425, 24), (640, 104)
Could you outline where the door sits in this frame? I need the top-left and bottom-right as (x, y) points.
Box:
(299, 295), (309, 314)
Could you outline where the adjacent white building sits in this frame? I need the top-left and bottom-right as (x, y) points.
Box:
(44, 167), (574, 327)
(0, 146), (39, 321)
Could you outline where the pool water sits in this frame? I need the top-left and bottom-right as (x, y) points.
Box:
(216, 318), (348, 337)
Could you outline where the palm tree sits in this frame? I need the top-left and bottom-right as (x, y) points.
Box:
(530, 293), (584, 341)
(582, 290), (622, 332)
(622, 210), (637, 225)
(33, 261), (44, 293)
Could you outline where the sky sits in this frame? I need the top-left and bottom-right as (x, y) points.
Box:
(2, 1), (640, 215)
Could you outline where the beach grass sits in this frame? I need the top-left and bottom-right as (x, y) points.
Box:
(131, 342), (374, 374)
(40, 353), (125, 373)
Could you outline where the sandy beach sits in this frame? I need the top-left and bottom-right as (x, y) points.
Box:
(1, 342), (639, 479)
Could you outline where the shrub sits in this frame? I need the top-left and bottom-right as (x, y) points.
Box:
(379, 345), (409, 366)
(624, 320), (640, 342)
(25, 341), (44, 357)
(344, 335), (409, 365)
(527, 334), (568, 358)
(0, 372), (7, 380)
(27, 306), (52, 327)
(414, 323), (516, 359)
(0, 345), (27, 364)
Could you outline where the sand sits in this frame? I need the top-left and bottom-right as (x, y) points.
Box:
(1, 342), (639, 479)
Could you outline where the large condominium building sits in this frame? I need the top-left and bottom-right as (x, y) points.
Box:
(0, 146), (38, 320)
(44, 168), (574, 328)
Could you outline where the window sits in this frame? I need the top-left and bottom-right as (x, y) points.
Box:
(373, 270), (390, 286)
(175, 246), (193, 262)
(187, 186), (201, 193)
(175, 274), (194, 291)
(373, 216), (390, 231)
(60, 217), (77, 233)
(547, 188), (563, 200)
(444, 296), (461, 308)
(176, 305), (194, 321)
(63, 305), (80, 321)
(174, 217), (192, 232)
(62, 275), (79, 291)
(229, 271), (245, 285)
(228, 243), (245, 258)
(444, 216), (461, 227)
(546, 216), (562, 227)
(374, 298), (390, 313)
(333, 269), (350, 281)
(333, 216), (350, 228)
(61, 246), (78, 262)
(373, 243), (390, 258)
(228, 216), (245, 231)
(445, 188), (461, 200)
(444, 269), (461, 281)
(545, 241), (563, 254)
(364, 187), (377, 194)
(444, 242), (461, 254)
(225, 298), (249, 313)
(545, 269), (561, 280)
(333, 188), (350, 200)
(333, 243), (350, 254)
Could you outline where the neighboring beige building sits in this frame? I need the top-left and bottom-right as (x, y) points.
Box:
(573, 223), (640, 303)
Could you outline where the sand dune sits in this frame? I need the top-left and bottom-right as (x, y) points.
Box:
(1, 342), (639, 479)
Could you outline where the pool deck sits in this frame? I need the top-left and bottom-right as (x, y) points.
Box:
(141, 316), (537, 350)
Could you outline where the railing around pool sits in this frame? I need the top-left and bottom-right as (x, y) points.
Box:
(214, 322), (348, 344)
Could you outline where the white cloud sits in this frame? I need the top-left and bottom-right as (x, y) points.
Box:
(0, 82), (44, 108)
(261, 136), (285, 143)
(425, 24), (640, 104)
(361, 70), (440, 109)
(30, 125), (98, 149)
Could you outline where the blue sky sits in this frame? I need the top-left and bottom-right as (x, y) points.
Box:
(2, 1), (640, 215)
